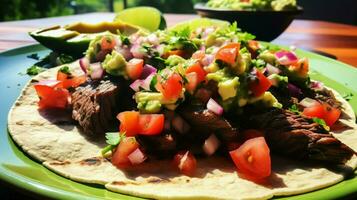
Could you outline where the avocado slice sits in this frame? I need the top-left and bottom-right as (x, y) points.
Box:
(29, 21), (141, 58)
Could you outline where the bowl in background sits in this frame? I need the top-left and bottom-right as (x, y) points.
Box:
(194, 3), (303, 41)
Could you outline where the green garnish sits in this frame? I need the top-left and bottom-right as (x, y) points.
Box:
(342, 92), (353, 101)
(101, 132), (125, 156)
(59, 66), (71, 75)
(312, 117), (330, 131)
(26, 65), (45, 76)
(120, 34), (130, 46)
(289, 104), (300, 114)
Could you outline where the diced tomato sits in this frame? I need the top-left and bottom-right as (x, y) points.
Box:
(186, 62), (206, 83)
(157, 73), (183, 100)
(289, 58), (309, 78)
(215, 43), (240, 65)
(138, 114), (164, 135)
(322, 104), (341, 126)
(302, 102), (341, 126)
(126, 58), (144, 80)
(101, 36), (116, 51)
(117, 111), (140, 136)
(242, 129), (264, 141)
(229, 137), (271, 180)
(111, 137), (139, 168)
(57, 71), (86, 89)
(192, 50), (205, 61)
(185, 72), (198, 93)
(117, 111), (165, 136)
(247, 40), (259, 58)
(34, 85), (70, 109)
(249, 69), (272, 97)
(173, 151), (197, 176)
(302, 103), (325, 119)
(34, 80), (62, 97)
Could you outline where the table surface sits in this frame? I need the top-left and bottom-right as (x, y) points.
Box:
(0, 13), (357, 67)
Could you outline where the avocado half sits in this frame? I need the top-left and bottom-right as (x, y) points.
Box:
(29, 21), (142, 58)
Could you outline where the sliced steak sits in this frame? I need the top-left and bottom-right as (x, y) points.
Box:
(71, 78), (134, 135)
(177, 105), (240, 144)
(137, 134), (177, 159)
(247, 109), (354, 164)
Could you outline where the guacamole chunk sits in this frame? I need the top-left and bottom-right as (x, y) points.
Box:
(102, 50), (127, 77)
(206, 0), (297, 11)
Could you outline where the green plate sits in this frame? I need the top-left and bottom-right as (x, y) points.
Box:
(0, 44), (356, 199)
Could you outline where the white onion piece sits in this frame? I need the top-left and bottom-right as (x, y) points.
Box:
(178, 151), (189, 170)
(310, 80), (324, 90)
(275, 50), (298, 65)
(79, 57), (90, 74)
(36, 79), (61, 87)
(207, 98), (223, 116)
(90, 62), (104, 80)
(203, 134), (220, 156)
(172, 115), (191, 134)
(147, 34), (159, 45)
(128, 148), (146, 165)
(267, 75), (278, 87)
(299, 97), (319, 108)
(265, 63), (281, 76)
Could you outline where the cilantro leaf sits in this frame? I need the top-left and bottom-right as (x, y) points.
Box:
(312, 117), (330, 131)
(289, 104), (300, 114)
(101, 132), (126, 156)
(342, 92), (353, 101)
(59, 66), (71, 75)
(26, 65), (45, 76)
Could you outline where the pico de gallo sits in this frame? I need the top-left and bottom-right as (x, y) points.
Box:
(33, 21), (345, 181)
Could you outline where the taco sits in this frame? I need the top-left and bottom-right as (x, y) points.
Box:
(8, 20), (357, 199)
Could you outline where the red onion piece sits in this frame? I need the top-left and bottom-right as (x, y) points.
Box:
(207, 98), (223, 116)
(130, 44), (145, 59)
(79, 57), (90, 74)
(116, 47), (133, 61)
(172, 114), (191, 134)
(265, 63), (281, 76)
(89, 62), (104, 80)
(147, 34), (159, 45)
(128, 148), (146, 165)
(140, 64), (157, 79)
(129, 73), (155, 92)
(201, 54), (214, 66)
(310, 80), (324, 90)
(203, 134), (220, 156)
(275, 50), (298, 65)
(129, 79), (143, 92)
(299, 97), (319, 108)
(287, 83), (302, 97)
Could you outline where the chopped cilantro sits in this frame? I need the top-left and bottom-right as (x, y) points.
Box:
(26, 65), (45, 76)
(150, 75), (158, 92)
(120, 34), (130, 45)
(312, 117), (330, 131)
(101, 132), (125, 156)
(343, 92), (353, 101)
(57, 54), (74, 65)
(59, 66), (71, 75)
(27, 53), (39, 60)
(289, 104), (300, 114)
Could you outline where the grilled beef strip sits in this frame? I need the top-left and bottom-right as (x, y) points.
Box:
(246, 109), (354, 164)
(71, 77), (135, 135)
(177, 105), (240, 146)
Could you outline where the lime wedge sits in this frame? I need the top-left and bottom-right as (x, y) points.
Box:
(169, 18), (229, 32)
(114, 6), (167, 32)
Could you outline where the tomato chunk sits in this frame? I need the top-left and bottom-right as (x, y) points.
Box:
(117, 111), (140, 136)
(111, 137), (139, 168)
(302, 102), (341, 126)
(173, 151), (197, 176)
(57, 71), (86, 89)
(192, 50), (205, 61)
(185, 72), (198, 93)
(126, 58), (144, 80)
(101, 35), (116, 51)
(138, 114), (164, 135)
(186, 62), (206, 83)
(249, 69), (272, 97)
(215, 43), (240, 65)
(157, 73), (183, 100)
(229, 137), (271, 180)
(34, 80), (69, 109)
(163, 49), (186, 59)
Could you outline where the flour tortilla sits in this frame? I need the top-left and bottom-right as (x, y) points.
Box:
(8, 62), (357, 200)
